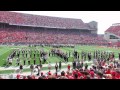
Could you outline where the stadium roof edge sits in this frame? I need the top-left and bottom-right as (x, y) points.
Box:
(11, 11), (84, 21)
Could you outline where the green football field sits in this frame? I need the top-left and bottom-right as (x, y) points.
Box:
(0, 45), (120, 67)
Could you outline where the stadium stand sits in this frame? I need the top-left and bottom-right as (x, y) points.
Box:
(105, 25), (120, 37)
(0, 11), (108, 45)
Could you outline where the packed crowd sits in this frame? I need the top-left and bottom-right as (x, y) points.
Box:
(0, 12), (107, 45)
(0, 26), (108, 45)
(0, 28), (26, 43)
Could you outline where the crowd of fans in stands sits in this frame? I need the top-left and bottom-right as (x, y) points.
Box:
(0, 11), (108, 45)
(0, 26), (108, 45)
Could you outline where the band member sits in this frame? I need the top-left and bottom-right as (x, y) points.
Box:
(66, 55), (69, 62)
(108, 53), (111, 61)
(39, 58), (42, 66)
(51, 50), (54, 56)
(55, 62), (58, 72)
(84, 52), (87, 61)
(93, 51), (96, 59)
(81, 51), (84, 60)
(69, 52), (71, 57)
(40, 63), (42, 69)
(78, 54), (79, 59)
(37, 65), (41, 76)
(28, 58), (30, 65)
(30, 54), (32, 58)
(34, 53), (35, 58)
(90, 53), (92, 61)
(19, 64), (23, 73)
(17, 58), (20, 66)
(43, 54), (47, 63)
(81, 60), (84, 68)
(40, 51), (42, 57)
(17, 53), (19, 58)
(8, 58), (12, 65)
(88, 53), (92, 61)
(30, 64), (34, 75)
(22, 53), (24, 58)
(24, 59), (26, 65)
(96, 50), (98, 59)
(26, 53), (27, 58)
(74, 51), (77, 59)
(49, 52), (50, 57)
(112, 52), (115, 61)
(48, 63), (52, 71)
(119, 53), (120, 60)
(59, 61), (62, 70)
(73, 60), (76, 69)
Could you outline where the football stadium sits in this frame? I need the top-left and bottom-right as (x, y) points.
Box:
(0, 11), (120, 79)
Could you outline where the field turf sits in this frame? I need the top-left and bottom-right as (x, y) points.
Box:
(0, 45), (119, 67)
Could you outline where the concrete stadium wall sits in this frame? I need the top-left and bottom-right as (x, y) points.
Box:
(89, 21), (98, 29)
(104, 32), (120, 42)
(91, 30), (97, 34)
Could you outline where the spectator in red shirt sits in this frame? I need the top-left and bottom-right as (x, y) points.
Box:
(105, 68), (111, 74)
(16, 74), (20, 79)
(77, 71), (82, 78)
(48, 71), (52, 75)
(89, 70), (94, 78)
(68, 64), (70, 71)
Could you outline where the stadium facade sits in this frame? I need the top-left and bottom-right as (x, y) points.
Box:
(104, 23), (120, 43)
